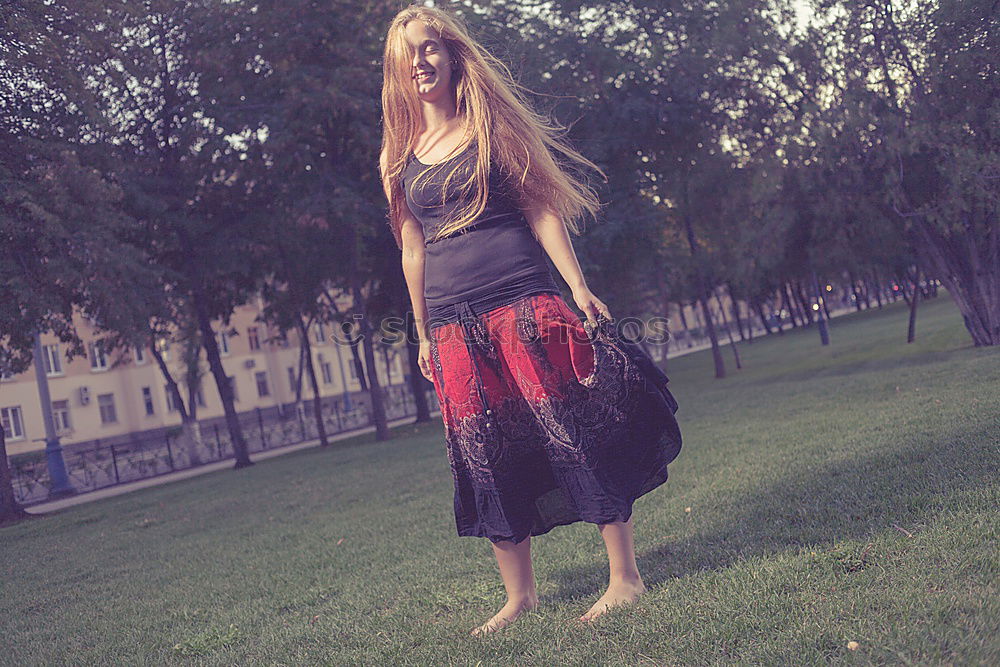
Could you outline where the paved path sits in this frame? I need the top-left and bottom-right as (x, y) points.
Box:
(25, 411), (441, 515)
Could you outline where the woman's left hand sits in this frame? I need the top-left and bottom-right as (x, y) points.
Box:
(572, 285), (612, 328)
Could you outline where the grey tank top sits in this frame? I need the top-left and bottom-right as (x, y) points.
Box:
(402, 140), (560, 328)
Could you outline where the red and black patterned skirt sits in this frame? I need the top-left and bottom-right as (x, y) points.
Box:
(426, 291), (683, 544)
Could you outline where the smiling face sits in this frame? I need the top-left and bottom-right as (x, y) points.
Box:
(403, 19), (456, 103)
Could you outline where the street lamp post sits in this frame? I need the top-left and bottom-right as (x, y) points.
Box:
(32, 332), (75, 499)
(810, 267), (831, 346)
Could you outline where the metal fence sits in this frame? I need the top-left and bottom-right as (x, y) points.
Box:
(11, 383), (440, 507)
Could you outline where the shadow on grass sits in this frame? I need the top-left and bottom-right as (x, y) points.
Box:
(548, 418), (996, 599)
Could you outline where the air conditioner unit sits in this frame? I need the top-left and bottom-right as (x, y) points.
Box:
(78, 386), (91, 406)
(244, 359), (256, 369)
(317, 353), (326, 362)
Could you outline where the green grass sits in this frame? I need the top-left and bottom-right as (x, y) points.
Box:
(2, 294), (998, 665)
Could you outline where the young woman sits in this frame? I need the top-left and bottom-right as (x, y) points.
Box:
(378, 5), (682, 636)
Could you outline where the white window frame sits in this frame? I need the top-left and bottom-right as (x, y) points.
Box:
(51, 399), (72, 433)
(1, 406), (25, 441)
(97, 393), (117, 424)
(88, 340), (109, 371)
(43, 344), (64, 376)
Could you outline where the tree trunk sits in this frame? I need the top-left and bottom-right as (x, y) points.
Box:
(781, 283), (799, 328)
(297, 318), (330, 447)
(181, 419), (205, 465)
(406, 311), (432, 422)
(848, 271), (864, 311)
(906, 267), (921, 344)
(353, 281), (391, 440)
(752, 299), (773, 336)
(794, 279), (814, 324)
(680, 171), (724, 378)
(151, 340), (189, 425)
(698, 293), (726, 378)
(870, 270), (884, 308)
(714, 288), (742, 370)
(676, 300), (693, 348)
(192, 293), (253, 468)
(771, 294), (785, 334)
(150, 337), (203, 465)
(294, 343), (306, 403)
(726, 283), (747, 341)
(821, 284), (833, 321)
(349, 339), (368, 392)
(910, 220), (999, 346)
(0, 427), (29, 525)
(383, 346), (392, 387)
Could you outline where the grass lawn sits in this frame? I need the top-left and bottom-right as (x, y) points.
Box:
(2, 294), (997, 665)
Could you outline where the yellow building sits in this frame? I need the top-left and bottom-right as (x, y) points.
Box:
(0, 293), (407, 456)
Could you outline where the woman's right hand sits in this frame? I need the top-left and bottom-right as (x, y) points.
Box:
(417, 338), (434, 383)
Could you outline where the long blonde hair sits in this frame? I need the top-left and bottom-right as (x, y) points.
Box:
(380, 4), (606, 249)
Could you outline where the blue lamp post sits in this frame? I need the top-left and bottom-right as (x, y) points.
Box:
(32, 332), (75, 499)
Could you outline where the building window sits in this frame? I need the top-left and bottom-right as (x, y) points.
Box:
(1, 406), (25, 441)
(164, 384), (177, 412)
(195, 387), (206, 407)
(88, 340), (108, 371)
(97, 393), (117, 424)
(43, 344), (63, 376)
(255, 371), (270, 397)
(217, 330), (230, 356)
(248, 326), (260, 351)
(155, 338), (171, 362)
(134, 345), (147, 365)
(287, 366), (297, 392)
(349, 358), (358, 380)
(226, 375), (239, 402)
(52, 399), (72, 433)
(142, 386), (155, 416)
(320, 356), (333, 385)
(313, 322), (325, 345)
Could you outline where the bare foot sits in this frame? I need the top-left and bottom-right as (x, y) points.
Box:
(579, 577), (646, 622)
(470, 595), (539, 636)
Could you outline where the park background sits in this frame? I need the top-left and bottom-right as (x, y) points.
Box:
(1, 0), (997, 664)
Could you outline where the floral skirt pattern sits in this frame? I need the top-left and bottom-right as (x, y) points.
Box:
(427, 292), (683, 544)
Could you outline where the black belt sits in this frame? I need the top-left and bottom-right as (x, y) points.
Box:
(426, 272), (560, 329)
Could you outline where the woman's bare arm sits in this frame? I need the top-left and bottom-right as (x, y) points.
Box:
(522, 202), (589, 294)
(380, 149), (430, 343)
(522, 200), (611, 322)
(400, 218), (430, 343)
